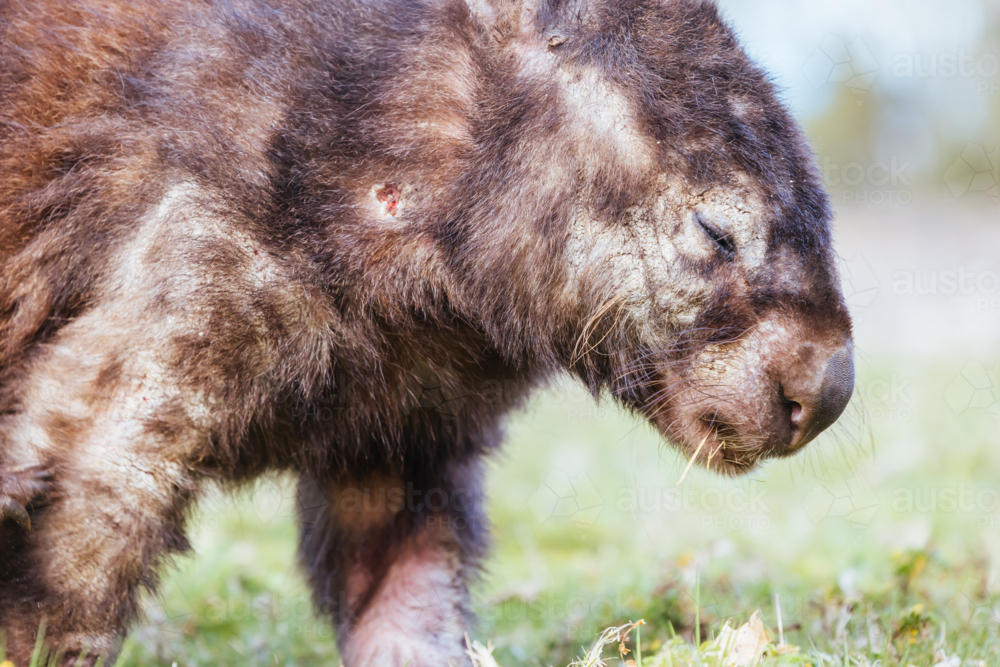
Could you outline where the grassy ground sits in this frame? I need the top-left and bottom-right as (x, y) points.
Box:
(4, 207), (999, 666)
(75, 354), (997, 667)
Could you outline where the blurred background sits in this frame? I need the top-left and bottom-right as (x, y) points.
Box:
(126, 1), (1000, 664)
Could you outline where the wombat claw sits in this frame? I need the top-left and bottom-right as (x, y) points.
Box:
(0, 464), (52, 531)
(1, 496), (32, 530)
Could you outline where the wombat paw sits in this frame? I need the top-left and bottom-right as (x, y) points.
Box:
(0, 463), (53, 531)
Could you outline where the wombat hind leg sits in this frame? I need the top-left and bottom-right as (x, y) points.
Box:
(0, 463), (52, 531)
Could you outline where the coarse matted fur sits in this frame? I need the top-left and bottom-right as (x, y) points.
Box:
(0, 0), (854, 664)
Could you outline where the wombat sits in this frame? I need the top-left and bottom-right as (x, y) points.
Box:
(0, 0), (854, 663)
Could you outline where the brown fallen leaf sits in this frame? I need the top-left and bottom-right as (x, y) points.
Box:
(707, 610), (769, 667)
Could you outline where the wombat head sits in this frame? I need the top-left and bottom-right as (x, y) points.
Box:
(445, 0), (854, 473)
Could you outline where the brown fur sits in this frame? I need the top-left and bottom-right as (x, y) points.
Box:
(0, 0), (852, 664)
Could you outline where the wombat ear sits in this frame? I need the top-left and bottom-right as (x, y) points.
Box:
(545, 33), (568, 47)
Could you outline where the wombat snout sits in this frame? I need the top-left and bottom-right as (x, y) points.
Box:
(782, 346), (855, 451)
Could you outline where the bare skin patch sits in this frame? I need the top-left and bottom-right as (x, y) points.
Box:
(564, 178), (760, 333)
(555, 65), (657, 173)
(328, 473), (406, 532)
(371, 183), (404, 218)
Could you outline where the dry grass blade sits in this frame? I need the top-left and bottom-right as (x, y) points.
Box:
(676, 431), (710, 485)
(465, 633), (501, 667)
(569, 620), (645, 667)
(570, 291), (629, 368)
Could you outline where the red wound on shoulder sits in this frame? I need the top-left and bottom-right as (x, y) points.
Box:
(376, 184), (401, 215)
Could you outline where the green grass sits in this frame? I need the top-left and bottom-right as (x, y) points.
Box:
(5, 355), (1000, 666)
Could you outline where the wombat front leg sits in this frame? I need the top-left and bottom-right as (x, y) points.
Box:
(0, 310), (212, 666)
(298, 461), (487, 667)
(0, 464), (52, 531)
(1, 180), (321, 663)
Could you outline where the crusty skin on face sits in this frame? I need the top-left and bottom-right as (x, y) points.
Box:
(0, 0), (852, 664)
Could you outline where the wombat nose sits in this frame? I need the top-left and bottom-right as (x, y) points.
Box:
(784, 346), (855, 451)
